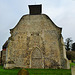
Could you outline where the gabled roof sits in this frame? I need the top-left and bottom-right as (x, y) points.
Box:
(10, 14), (62, 34)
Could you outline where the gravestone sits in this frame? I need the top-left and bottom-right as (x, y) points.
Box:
(71, 66), (75, 75)
(18, 69), (29, 75)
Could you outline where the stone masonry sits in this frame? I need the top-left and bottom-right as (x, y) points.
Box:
(4, 5), (69, 69)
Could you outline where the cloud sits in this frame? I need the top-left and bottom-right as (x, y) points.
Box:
(52, 1), (75, 42)
(0, 0), (75, 50)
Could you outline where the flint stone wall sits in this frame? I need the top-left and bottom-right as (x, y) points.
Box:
(4, 14), (69, 69)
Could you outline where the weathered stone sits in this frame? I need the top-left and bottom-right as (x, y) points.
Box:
(18, 69), (29, 75)
(4, 5), (69, 69)
(4, 63), (14, 69)
(2, 50), (6, 65)
(71, 66), (75, 75)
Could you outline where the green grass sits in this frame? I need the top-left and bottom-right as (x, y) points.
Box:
(0, 65), (71, 75)
(2, 63), (75, 75)
(27, 69), (71, 75)
(0, 66), (21, 75)
(70, 63), (75, 68)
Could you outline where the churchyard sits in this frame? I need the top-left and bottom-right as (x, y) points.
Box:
(0, 4), (75, 75)
(0, 63), (74, 75)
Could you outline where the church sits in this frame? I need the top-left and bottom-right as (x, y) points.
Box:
(4, 5), (69, 69)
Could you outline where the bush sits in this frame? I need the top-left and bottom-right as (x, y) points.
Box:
(66, 51), (75, 60)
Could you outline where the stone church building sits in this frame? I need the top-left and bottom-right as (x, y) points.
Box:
(4, 5), (69, 69)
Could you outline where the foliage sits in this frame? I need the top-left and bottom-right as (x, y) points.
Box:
(65, 38), (73, 51)
(66, 51), (75, 60)
(0, 66), (71, 75)
(72, 43), (75, 51)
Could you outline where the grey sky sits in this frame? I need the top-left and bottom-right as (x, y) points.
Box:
(0, 0), (75, 51)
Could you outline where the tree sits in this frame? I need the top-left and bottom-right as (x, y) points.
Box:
(65, 38), (73, 51)
(72, 43), (75, 51)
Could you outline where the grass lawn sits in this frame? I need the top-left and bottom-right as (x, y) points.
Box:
(0, 65), (71, 75)
(2, 62), (75, 75)
(28, 69), (71, 75)
(0, 66), (21, 75)
(70, 62), (75, 68)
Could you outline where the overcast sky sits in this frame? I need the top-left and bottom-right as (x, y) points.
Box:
(0, 0), (75, 51)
